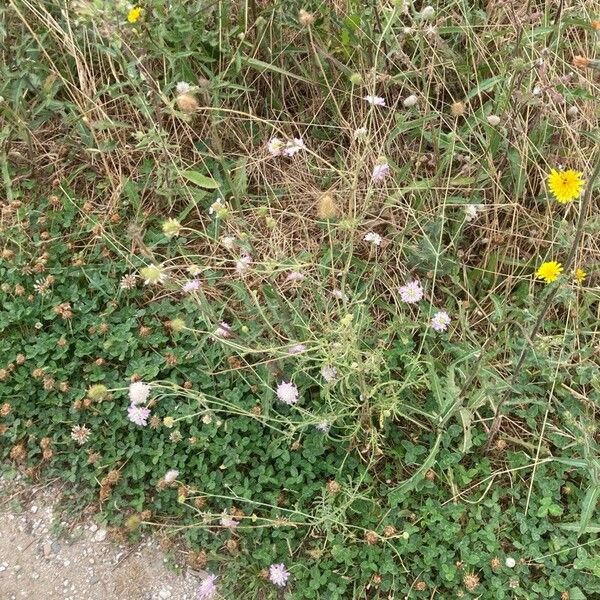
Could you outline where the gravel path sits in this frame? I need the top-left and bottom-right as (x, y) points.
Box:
(0, 475), (200, 600)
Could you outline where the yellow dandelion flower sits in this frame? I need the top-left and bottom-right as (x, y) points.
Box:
(574, 268), (587, 284)
(127, 6), (142, 23)
(547, 169), (585, 204)
(536, 261), (563, 284)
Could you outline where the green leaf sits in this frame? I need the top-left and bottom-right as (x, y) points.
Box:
(181, 170), (219, 189)
(389, 432), (443, 505)
(578, 485), (600, 537)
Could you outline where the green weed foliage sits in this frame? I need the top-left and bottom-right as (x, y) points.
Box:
(1, 0), (600, 597)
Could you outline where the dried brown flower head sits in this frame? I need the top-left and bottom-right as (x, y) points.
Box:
(317, 193), (339, 220)
(176, 93), (199, 114)
(327, 480), (341, 495)
(463, 572), (480, 592)
(364, 530), (379, 545)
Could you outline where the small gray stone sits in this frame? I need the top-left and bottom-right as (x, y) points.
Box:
(51, 541), (61, 554)
(93, 529), (107, 542)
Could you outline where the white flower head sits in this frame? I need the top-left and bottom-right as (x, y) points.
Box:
(431, 311), (451, 332)
(176, 81), (192, 95)
(235, 253), (252, 275)
(221, 235), (236, 250)
(164, 469), (179, 483)
(399, 280), (423, 304)
(129, 381), (151, 405)
(487, 114), (501, 126)
(363, 232), (382, 246)
(363, 95), (386, 107)
(283, 137), (306, 157)
(331, 288), (349, 301)
(403, 94), (418, 108)
(268, 137), (285, 157)
(505, 557), (516, 568)
(315, 421), (330, 432)
(276, 381), (299, 405)
(420, 5), (435, 19)
(209, 198), (228, 218)
(353, 127), (368, 140)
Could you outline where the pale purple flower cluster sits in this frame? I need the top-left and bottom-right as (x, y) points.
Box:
(127, 381), (152, 426)
(372, 163), (390, 182)
(213, 321), (232, 339)
(196, 573), (218, 599)
(182, 279), (201, 293)
(399, 281), (423, 304)
(269, 563), (290, 587)
(127, 404), (150, 427)
(220, 512), (240, 528)
(321, 365), (337, 382)
(287, 344), (306, 355)
(431, 311), (451, 332)
(268, 137), (306, 158)
(286, 271), (305, 282)
(277, 381), (299, 405)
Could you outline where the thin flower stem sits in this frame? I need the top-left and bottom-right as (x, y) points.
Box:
(486, 154), (600, 449)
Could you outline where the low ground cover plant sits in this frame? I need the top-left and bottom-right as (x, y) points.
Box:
(1, 0), (599, 597)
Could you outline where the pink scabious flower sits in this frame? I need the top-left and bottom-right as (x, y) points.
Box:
(372, 163), (390, 182)
(213, 321), (232, 339)
(287, 344), (306, 355)
(269, 563), (290, 587)
(220, 512), (240, 528)
(286, 271), (305, 282)
(431, 311), (451, 332)
(399, 280), (423, 304)
(129, 381), (151, 405)
(127, 404), (150, 426)
(196, 573), (218, 599)
(363, 95), (385, 107)
(276, 381), (299, 405)
(182, 279), (201, 293)
(283, 138), (306, 157)
(321, 365), (337, 382)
